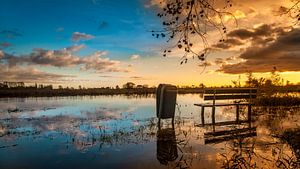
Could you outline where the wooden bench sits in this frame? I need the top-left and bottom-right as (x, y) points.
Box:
(194, 88), (257, 126)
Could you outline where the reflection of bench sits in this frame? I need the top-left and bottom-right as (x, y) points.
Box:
(194, 88), (257, 125)
(204, 127), (257, 144)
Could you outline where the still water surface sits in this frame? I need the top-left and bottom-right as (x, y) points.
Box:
(0, 95), (299, 169)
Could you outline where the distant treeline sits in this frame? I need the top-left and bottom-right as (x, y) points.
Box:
(0, 87), (208, 97)
(0, 85), (300, 97)
(0, 88), (154, 97)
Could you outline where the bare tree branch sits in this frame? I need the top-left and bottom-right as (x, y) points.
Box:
(281, 0), (300, 25)
(151, 0), (236, 63)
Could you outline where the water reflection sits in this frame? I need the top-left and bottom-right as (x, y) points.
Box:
(216, 107), (300, 169)
(204, 126), (257, 144)
(0, 95), (299, 168)
(218, 133), (299, 169)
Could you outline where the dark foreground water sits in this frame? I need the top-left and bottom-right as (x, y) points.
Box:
(0, 95), (299, 169)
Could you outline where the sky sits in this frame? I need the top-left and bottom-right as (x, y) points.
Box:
(0, 0), (300, 88)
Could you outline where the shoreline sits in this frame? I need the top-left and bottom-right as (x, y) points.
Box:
(0, 88), (205, 98)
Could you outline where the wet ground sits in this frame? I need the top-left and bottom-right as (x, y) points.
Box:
(0, 95), (299, 169)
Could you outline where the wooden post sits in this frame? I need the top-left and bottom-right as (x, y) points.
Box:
(158, 118), (161, 129)
(172, 117), (174, 127)
(172, 119), (175, 129)
(212, 89), (216, 125)
(201, 106), (205, 125)
(236, 104), (240, 123)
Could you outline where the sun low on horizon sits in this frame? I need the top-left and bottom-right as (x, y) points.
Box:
(1, 0), (300, 88)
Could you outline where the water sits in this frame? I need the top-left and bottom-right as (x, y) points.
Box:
(0, 94), (299, 169)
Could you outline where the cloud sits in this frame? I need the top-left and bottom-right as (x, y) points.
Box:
(212, 38), (244, 49)
(0, 64), (73, 82)
(1, 45), (129, 73)
(198, 61), (214, 67)
(71, 32), (94, 42)
(0, 29), (23, 38)
(222, 10), (246, 22)
(225, 56), (238, 61)
(7, 48), (82, 67)
(99, 75), (116, 78)
(130, 54), (141, 60)
(215, 58), (226, 65)
(98, 21), (109, 30)
(227, 24), (283, 40)
(0, 50), (4, 58)
(0, 42), (12, 49)
(144, 0), (162, 8)
(212, 24), (289, 51)
(80, 51), (129, 73)
(91, 0), (101, 5)
(219, 28), (300, 74)
(65, 44), (86, 53)
(97, 75), (149, 80)
(56, 27), (64, 32)
(129, 76), (143, 79)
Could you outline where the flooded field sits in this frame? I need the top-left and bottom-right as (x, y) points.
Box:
(0, 94), (299, 169)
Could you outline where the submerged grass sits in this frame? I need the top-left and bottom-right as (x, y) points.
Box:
(255, 96), (300, 107)
(280, 129), (300, 167)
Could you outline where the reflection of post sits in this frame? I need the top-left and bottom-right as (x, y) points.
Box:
(248, 104), (252, 122)
(201, 106), (205, 126)
(236, 104), (240, 123)
(212, 90), (216, 132)
(156, 128), (178, 165)
(156, 84), (177, 127)
(212, 107), (216, 124)
(248, 104), (252, 128)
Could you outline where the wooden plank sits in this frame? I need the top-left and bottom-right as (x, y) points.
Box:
(194, 103), (251, 107)
(194, 103), (206, 106)
(204, 88), (257, 94)
(204, 94), (257, 100)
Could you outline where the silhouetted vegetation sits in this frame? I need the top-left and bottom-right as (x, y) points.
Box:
(281, 128), (300, 165)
